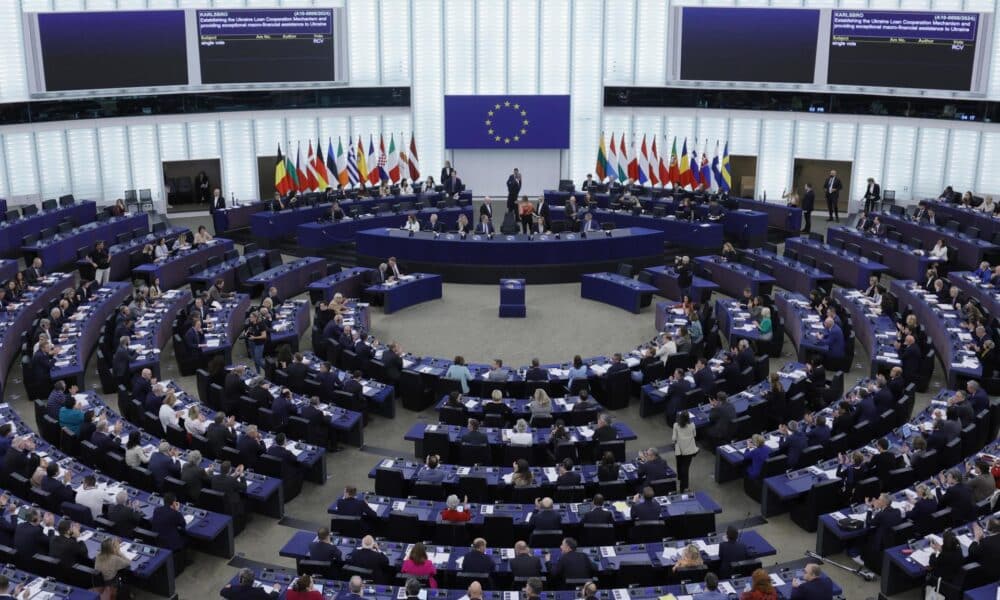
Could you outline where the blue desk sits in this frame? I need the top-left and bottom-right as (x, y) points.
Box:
(196, 293), (253, 363)
(0, 200), (96, 257)
(499, 278), (525, 318)
(229, 565), (837, 600)
(880, 516), (989, 596)
(267, 298), (312, 353)
(773, 292), (829, 361)
(965, 584), (999, 600)
(0, 272), (75, 397)
(715, 298), (765, 345)
(128, 289), (192, 380)
(580, 272), (657, 313)
(23, 213), (147, 269)
(307, 267), (375, 303)
(548, 206), (724, 250)
(930, 199), (1000, 241)
(643, 199), (768, 246)
(890, 280), (982, 387)
(948, 272), (1000, 320)
(212, 201), (267, 233)
(91, 226), (187, 281)
(784, 236), (888, 289)
(827, 225), (943, 281)
(187, 249), (267, 294)
(654, 301), (692, 333)
(367, 273), (442, 314)
(297, 207), (473, 248)
(879, 212), (998, 269)
(832, 287), (901, 377)
(742, 248), (833, 295)
(357, 227), (667, 266)
(403, 422), (637, 464)
(301, 351), (395, 420)
(243, 256), (327, 300)
(693, 255), (776, 298)
(641, 265), (718, 303)
(0, 258), (16, 282)
(0, 566), (99, 599)
(132, 238), (233, 290)
(50, 282), (132, 388)
(737, 197), (802, 233)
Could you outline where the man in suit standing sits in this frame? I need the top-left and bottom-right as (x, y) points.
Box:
(237, 425), (265, 468)
(968, 518), (1000, 582)
(107, 491), (143, 537)
(705, 392), (737, 448)
(509, 541), (543, 578)
(211, 188), (226, 212)
(446, 171), (464, 198)
(790, 563), (834, 600)
(223, 365), (249, 416)
(717, 526), (750, 578)
(48, 519), (90, 568)
(24, 258), (44, 284)
(506, 168), (522, 214)
(441, 161), (454, 189)
(900, 335), (921, 388)
(545, 537), (595, 583)
(150, 492), (187, 553)
(529, 497), (562, 531)
(776, 421), (809, 469)
(863, 177), (881, 214)
(479, 196), (494, 222)
(112, 336), (135, 386)
(181, 450), (211, 500)
(581, 494), (614, 524)
(461, 538), (496, 577)
(863, 493), (903, 570)
(801, 183), (815, 233)
(824, 170), (842, 222)
(820, 317), (845, 365)
(211, 461), (248, 528)
(382, 342), (403, 385)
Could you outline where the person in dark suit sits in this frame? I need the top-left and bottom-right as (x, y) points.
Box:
(706, 392), (736, 449)
(479, 197), (494, 221)
(211, 461), (247, 527)
(823, 170), (842, 222)
(927, 530), (966, 596)
(149, 442), (181, 489)
(900, 335), (921, 388)
(460, 418), (488, 446)
(717, 526), (750, 578)
(180, 451), (211, 501)
(830, 401), (854, 437)
(804, 414), (831, 446)
(475, 215), (494, 235)
(269, 388), (292, 428)
(663, 369), (692, 426)
(581, 494), (614, 525)
(862, 493), (903, 570)
(382, 342), (403, 384)
(309, 527), (342, 563)
(150, 493), (187, 552)
(800, 183), (815, 233)
(776, 421), (808, 469)
(223, 365), (249, 415)
(112, 336), (134, 385)
(872, 378), (895, 415)
(743, 434), (772, 480)
(461, 537), (496, 576)
(285, 353), (308, 385)
(211, 188), (226, 212)
(862, 178), (880, 213)
(247, 377), (275, 409)
(0, 573), (24, 600)
(529, 497), (562, 531)
(509, 541), (543, 578)
(692, 359), (715, 395)
(205, 413), (237, 457)
(446, 171), (464, 197)
(107, 491), (143, 537)
(29, 341), (56, 388)
(131, 369), (153, 403)
(13, 509), (51, 559)
(49, 519), (90, 568)
(636, 448), (670, 487)
(630, 487), (661, 521)
(506, 169), (522, 213)
(525, 358), (548, 383)
(592, 414), (617, 443)
(347, 535), (390, 576)
(864, 438), (899, 485)
(903, 484), (939, 535)
(90, 420), (121, 454)
(887, 367), (905, 400)
(334, 486), (378, 520)
(854, 388), (878, 425)
(555, 459), (581, 486)
(40, 462), (75, 506)
(184, 319), (206, 360)
(968, 518), (1000, 582)
(2, 437), (39, 480)
(24, 258), (44, 284)
(236, 426), (265, 469)
(790, 564), (834, 600)
(820, 318), (845, 362)
(221, 568), (279, 600)
(546, 537), (595, 582)
(935, 469), (976, 524)
(423, 212), (445, 233)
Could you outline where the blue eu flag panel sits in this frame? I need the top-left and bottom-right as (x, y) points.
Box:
(444, 95), (571, 149)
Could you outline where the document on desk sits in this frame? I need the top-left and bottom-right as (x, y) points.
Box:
(910, 547), (933, 567)
(769, 573), (785, 587)
(543, 467), (557, 482)
(480, 504), (494, 514)
(662, 546), (680, 560)
(695, 540), (719, 557)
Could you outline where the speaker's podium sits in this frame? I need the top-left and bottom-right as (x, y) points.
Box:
(499, 279), (526, 318)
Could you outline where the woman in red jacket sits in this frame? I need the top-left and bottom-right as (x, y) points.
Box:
(285, 574), (323, 600)
(439, 494), (471, 523)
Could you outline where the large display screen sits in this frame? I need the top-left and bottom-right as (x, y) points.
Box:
(828, 11), (979, 90)
(680, 8), (820, 83)
(197, 9), (336, 84)
(36, 11), (188, 91)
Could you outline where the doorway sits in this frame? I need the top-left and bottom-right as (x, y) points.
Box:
(729, 155), (758, 198)
(163, 159), (221, 213)
(257, 155), (278, 202)
(793, 159), (853, 216)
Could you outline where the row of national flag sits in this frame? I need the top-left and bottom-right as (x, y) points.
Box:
(596, 133), (732, 193)
(275, 133), (421, 196)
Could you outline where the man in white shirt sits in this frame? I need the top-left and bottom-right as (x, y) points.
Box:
(75, 474), (108, 519)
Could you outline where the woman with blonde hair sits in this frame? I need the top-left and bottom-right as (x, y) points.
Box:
(529, 388), (552, 418)
(672, 544), (704, 571)
(94, 536), (131, 598)
(185, 405), (209, 436)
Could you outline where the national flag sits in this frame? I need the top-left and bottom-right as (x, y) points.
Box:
(316, 139), (331, 190)
(309, 141), (330, 191)
(274, 144), (292, 195)
(407, 133), (421, 181)
(355, 137), (369, 185)
(720, 141), (732, 193)
(607, 133), (618, 183)
(617, 135), (628, 183)
(595, 133), (609, 182)
(284, 145), (299, 192)
(668, 137), (680, 186)
(304, 142), (319, 191)
(346, 142), (359, 186)
(657, 137), (669, 186)
(679, 138), (694, 189)
(377, 134), (389, 182)
(295, 143), (309, 193)
(690, 142), (701, 187)
(648, 137), (660, 187)
(711, 141), (723, 190)
(366, 136), (380, 186)
(636, 135), (649, 185)
(398, 136), (410, 183)
(330, 138), (345, 187)
(387, 134), (400, 184)
(627, 138), (640, 183)
(699, 141), (712, 188)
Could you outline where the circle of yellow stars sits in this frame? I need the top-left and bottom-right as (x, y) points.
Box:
(485, 100), (529, 144)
